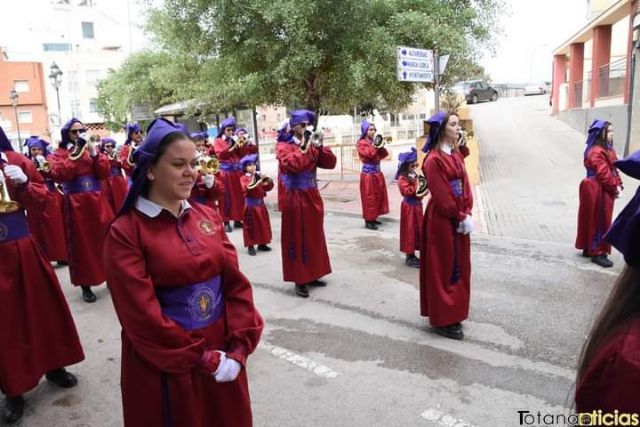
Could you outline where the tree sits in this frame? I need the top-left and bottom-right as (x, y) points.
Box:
(143, 0), (503, 123)
(96, 50), (185, 130)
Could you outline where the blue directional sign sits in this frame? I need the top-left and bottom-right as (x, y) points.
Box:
(397, 46), (434, 82)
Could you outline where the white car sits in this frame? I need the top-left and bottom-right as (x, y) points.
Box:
(524, 83), (547, 96)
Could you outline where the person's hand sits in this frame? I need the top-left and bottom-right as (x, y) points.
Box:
(214, 353), (241, 383)
(202, 174), (215, 189)
(88, 142), (98, 157)
(4, 165), (28, 185)
(461, 215), (474, 234)
(36, 155), (46, 164)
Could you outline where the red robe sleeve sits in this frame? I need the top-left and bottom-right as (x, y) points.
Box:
(357, 139), (388, 162)
(398, 176), (417, 197)
(192, 174), (223, 202)
(459, 145), (470, 158)
(276, 142), (317, 173)
(119, 145), (134, 176)
(213, 137), (235, 161)
(104, 221), (208, 374)
(240, 175), (251, 197)
(588, 148), (619, 196)
(47, 148), (77, 182)
(6, 152), (48, 212)
(423, 154), (467, 222)
(92, 153), (110, 180)
(316, 146), (337, 170)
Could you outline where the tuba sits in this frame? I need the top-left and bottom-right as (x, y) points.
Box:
(0, 155), (21, 213)
(373, 134), (392, 149)
(247, 172), (272, 190)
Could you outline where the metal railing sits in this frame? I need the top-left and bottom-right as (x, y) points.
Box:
(597, 57), (627, 98)
(572, 80), (583, 108)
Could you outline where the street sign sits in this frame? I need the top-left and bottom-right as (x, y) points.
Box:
(397, 47), (434, 82)
(131, 103), (154, 121)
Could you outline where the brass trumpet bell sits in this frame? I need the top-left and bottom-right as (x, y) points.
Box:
(373, 134), (391, 149)
(196, 155), (220, 175)
(247, 173), (272, 190)
(415, 175), (429, 197)
(0, 170), (20, 213)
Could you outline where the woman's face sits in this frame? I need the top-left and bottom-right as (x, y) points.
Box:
(224, 127), (235, 138)
(245, 163), (257, 174)
(68, 122), (85, 142)
(443, 115), (461, 143)
(367, 125), (376, 138)
(30, 147), (43, 157)
(147, 138), (198, 202)
(606, 126), (614, 144)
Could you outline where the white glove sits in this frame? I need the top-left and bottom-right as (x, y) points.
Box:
(456, 215), (474, 235)
(213, 352), (242, 383)
(202, 174), (215, 189)
(4, 165), (28, 185)
(87, 142), (98, 157)
(36, 155), (46, 164)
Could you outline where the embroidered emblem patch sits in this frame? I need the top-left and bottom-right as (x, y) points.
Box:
(188, 287), (215, 322)
(198, 220), (215, 235)
(81, 177), (92, 190)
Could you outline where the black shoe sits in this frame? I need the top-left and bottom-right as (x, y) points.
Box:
(248, 246), (256, 256)
(257, 244), (272, 251)
(433, 324), (464, 340)
(2, 396), (24, 424)
(81, 286), (97, 303)
(309, 280), (327, 287)
(591, 254), (613, 268)
(45, 368), (78, 388)
(581, 249), (589, 258)
(234, 221), (244, 229)
(365, 221), (378, 230)
(373, 219), (382, 225)
(224, 222), (233, 233)
(405, 255), (420, 268)
(56, 260), (68, 266)
(295, 284), (309, 298)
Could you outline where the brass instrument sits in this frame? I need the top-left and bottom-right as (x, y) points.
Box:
(415, 173), (429, 197)
(33, 156), (51, 173)
(300, 129), (323, 153)
(0, 156), (21, 213)
(247, 172), (273, 190)
(373, 134), (392, 149)
(196, 154), (220, 175)
(69, 140), (88, 161)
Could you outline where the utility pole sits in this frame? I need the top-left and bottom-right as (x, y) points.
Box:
(434, 49), (440, 114)
(627, 5), (640, 155)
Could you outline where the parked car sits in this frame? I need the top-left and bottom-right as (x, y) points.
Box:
(524, 82), (548, 96)
(453, 80), (499, 104)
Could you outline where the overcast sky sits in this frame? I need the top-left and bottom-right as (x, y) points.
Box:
(480, 0), (589, 83)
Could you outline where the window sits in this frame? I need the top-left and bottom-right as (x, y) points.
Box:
(71, 100), (82, 120)
(18, 111), (33, 124)
(43, 43), (72, 52)
(14, 81), (29, 93)
(89, 98), (98, 113)
(86, 70), (100, 86)
(68, 71), (79, 93)
(82, 22), (94, 39)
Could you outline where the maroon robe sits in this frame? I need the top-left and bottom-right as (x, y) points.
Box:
(575, 145), (621, 257)
(104, 201), (262, 427)
(190, 172), (225, 213)
(118, 144), (136, 178)
(103, 157), (128, 214)
(575, 316), (640, 412)
(0, 151), (84, 397)
(357, 137), (389, 221)
(26, 176), (68, 262)
(276, 140), (337, 284)
(419, 146), (473, 327)
(397, 175), (424, 254)
(213, 138), (255, 222)
(48, 147), (112, 286)
(240, 173), (274, 247)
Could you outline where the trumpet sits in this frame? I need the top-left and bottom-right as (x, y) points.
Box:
(247, 172), (272, 190)
(373, 134), (392, 149)
(456, 130), (468, 147)
(415, 173), (429, 197)
(0, 155), (21, 213)
(196, 154), (220, 175)
(300, 129), (324, 153)
(33, 156), (51, 173)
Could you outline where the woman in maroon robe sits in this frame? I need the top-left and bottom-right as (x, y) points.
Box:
(100, 137), (128, 214)
(276, 110), (337, 298)
(104, 118), (263, 427)
(575, 120), (622, 268)
(396, 147), (424, 268)
(419, 112), (473, 340)
(0, 127), (84, 424)
(24, 136), (68, 264)
(119, 122), (144, 184)
(47, 118), (112, 303)
(575, 151), (640, 412)
(213, 118), (254, 232)
(357, 120), (389, 230)
(240, 154), (274, 256)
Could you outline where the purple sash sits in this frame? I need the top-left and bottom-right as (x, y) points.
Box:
(45, 179), (57, 192)
(246, 197), (264, 207)
(281, 171), (317, 190)
(362, 163), (380, 174)
(62, 174), (102, 194)
(0, 211), (30, 243)
(219, 162), (242, 172)
(192, 195), (208, 205)
(403, 196), (422, 206)
(110, 166), (123, 177)
(449, 179), (463, 197)
(155, 275), (224, 331)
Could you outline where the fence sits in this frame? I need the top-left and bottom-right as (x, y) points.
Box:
(597, 57), (627, 98)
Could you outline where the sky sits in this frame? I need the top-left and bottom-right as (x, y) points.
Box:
(479, 0), (589, 84)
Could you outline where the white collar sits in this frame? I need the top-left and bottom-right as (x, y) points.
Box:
(439, 143), (453, 155)
(135, 196), (192, 218)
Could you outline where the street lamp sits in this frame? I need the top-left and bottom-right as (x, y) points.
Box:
(48, 62), (63, 125)
(9, 88), (22, 150)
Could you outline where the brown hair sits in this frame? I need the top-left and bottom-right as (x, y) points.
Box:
(593, 122), (611, 149)
(576, 266), (640, 382)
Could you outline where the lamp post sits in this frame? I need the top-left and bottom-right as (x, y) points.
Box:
(49, 62), (63, 126)
(9, 88), (22, 152)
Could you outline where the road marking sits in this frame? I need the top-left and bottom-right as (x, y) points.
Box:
(420, 408), (478, 427)
(259, 342), (340, 379)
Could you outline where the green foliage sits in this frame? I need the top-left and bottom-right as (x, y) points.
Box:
(105, 0), (503, 123)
